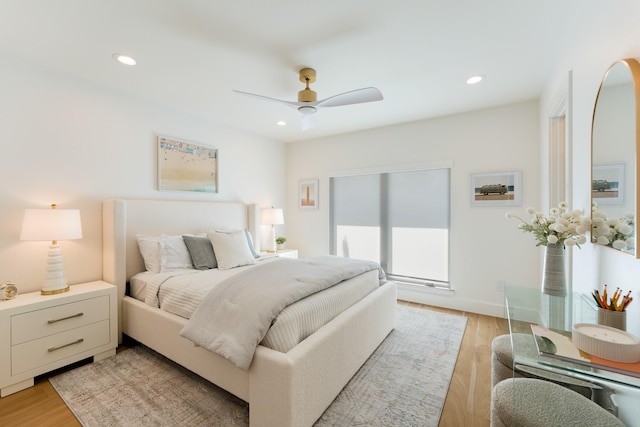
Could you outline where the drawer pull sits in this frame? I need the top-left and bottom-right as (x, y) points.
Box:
(48, 338), (84, 352)
(48, 312), (84, 324)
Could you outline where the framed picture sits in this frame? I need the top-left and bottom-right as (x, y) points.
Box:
(470, 170), (521, 206)
(592, 162), (624, 205)
(299, 178), (319, 210)
(158, 136), (218, 193)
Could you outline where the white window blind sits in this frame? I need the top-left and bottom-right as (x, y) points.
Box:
(330, 168), (450, 288)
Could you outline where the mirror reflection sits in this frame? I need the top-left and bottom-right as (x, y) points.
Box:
(591, 59), (639, 257)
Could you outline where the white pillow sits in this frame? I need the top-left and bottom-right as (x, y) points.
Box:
(136, 234), (194, 272)
(160, 235), (194, 271)
(208, 230), (257, 270)
(136, 235), (162, 273)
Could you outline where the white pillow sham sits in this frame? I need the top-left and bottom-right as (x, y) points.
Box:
(208, 229), (257, 270)
(136, 235), (162, 273)
(161, 235), (194, 271)
(136, 234), (194, 272)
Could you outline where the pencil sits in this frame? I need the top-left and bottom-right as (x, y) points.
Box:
(595, 290), (606, 309)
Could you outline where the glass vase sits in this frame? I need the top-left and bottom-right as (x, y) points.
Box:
(542, 243), (566, 296)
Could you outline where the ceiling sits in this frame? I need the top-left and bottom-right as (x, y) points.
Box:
(0, 0), (583, 143)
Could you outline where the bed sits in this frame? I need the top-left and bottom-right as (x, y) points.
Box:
(102, 199), (397, 427)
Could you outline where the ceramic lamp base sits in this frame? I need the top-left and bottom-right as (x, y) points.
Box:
(266, 225), (277, 253)
(41, 243), (69, 295)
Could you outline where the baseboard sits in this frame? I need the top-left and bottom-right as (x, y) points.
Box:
(397, 284), (505, 318)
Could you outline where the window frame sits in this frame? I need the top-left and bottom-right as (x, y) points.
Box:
(329, 161), (452, 289)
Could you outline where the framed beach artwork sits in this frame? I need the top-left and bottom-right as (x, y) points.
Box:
(470, 170), (521, 206)
(592, 162), (624, 205)
(157, 136), (218, 193)
(299, 178), (319, 210)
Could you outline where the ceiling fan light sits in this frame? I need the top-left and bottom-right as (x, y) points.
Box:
(298, 105), (317, 115)
(233, 67), (382, 132)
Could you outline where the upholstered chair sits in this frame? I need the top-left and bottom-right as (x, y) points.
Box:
(491, 334), (593, 398)
(491, 378), (624, 427)
(491, 333), (536, 387)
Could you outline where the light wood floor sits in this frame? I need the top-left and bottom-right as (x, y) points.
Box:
(0, 302), (508, 427)
(399, 301), (508, 426)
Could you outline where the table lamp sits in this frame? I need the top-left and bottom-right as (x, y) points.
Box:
(20, 204), (83, 295)
(261, 207), (284, 253)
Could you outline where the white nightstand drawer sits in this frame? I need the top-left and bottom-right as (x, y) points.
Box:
(11, 295), (109, 345)
(11, 319), (110, 376)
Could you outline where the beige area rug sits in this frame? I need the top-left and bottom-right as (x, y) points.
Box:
(50, 305), (467, 427)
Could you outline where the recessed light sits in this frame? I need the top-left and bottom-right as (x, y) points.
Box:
(466, 75), (484, 85)
(276, 121), (287, 126)
(112, 53), (136, 66)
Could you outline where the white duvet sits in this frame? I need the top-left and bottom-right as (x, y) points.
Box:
(179, 256), (384, 369)
(142, 259), (279, 316)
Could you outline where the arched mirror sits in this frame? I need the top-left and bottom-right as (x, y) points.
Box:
(591, 58), (640, 258)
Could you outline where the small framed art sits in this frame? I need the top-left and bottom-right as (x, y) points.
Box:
(158, 136), (218, 193)
(470, 170), (521, 206)
(592, 162), (624, 205)
(299, 178), (319, 209)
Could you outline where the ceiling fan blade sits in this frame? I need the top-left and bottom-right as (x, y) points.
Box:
(233, 89), (302, 109)
(316, 87), (383, 108)
(301, 114), (316, 131)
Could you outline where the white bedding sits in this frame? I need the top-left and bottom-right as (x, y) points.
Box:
(129, 257), (380, 354)
(181, 256), (384, 369)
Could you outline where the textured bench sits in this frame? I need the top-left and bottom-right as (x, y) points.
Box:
(491, 378), (624, 427)
(491, 333), (593, 398)
(491, 333), (537, 387)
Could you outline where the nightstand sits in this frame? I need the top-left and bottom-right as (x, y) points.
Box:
(0, 281), (117, 397)
(259, 249), (299, 259)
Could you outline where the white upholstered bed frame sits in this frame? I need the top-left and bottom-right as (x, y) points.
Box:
(102, 199), (397, 427)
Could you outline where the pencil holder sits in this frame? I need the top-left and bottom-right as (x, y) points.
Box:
(597, 308), (626, 331)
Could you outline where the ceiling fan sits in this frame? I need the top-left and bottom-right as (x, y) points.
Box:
(233, 67), (383, 131)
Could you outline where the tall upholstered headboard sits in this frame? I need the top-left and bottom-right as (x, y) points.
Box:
(102, 199), (260, 339)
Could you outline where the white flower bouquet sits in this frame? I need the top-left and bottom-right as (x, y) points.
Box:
(591, 204), (634, 251)
(506, 202), (590, 247)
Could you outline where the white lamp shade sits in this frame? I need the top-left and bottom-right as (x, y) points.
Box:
(261, 208), (284, 226)
(20, 208), (83, 241)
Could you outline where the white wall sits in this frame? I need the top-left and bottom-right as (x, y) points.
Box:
(286, 101), (540, 316)
(539, 2), (640, 298)
(0, 54), (286, 295)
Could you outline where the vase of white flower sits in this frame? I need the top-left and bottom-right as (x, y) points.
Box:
(542, 243), (566, 296)
(506, 202), (590, 296)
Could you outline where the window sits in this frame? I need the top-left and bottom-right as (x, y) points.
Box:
(330, 167), (450, 288)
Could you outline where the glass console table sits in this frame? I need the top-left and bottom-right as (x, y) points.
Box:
(504, 285), (640, 425)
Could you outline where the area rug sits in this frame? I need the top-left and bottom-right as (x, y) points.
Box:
(50, 305), (467, 427)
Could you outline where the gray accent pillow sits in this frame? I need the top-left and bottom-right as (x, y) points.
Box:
(183, 235), (217, 270)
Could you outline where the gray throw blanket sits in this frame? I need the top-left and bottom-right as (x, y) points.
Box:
(179, 255), (384, 369)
